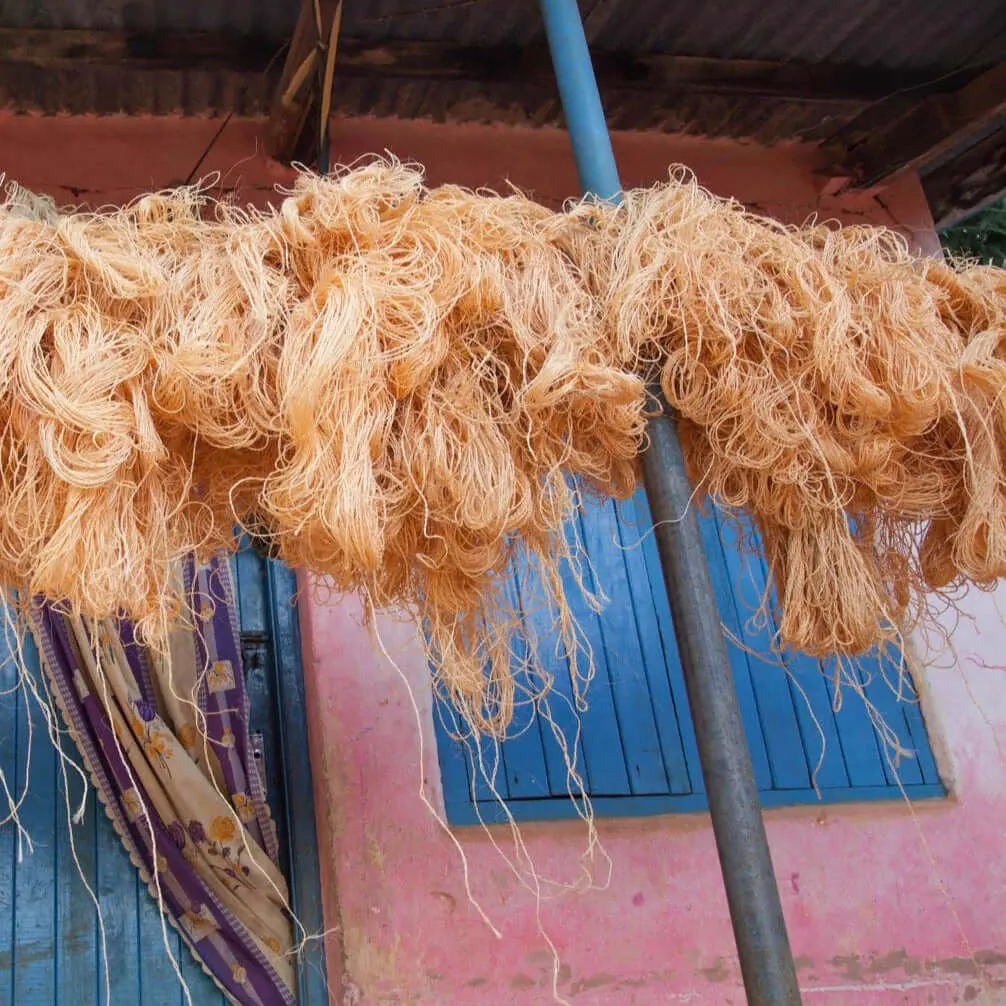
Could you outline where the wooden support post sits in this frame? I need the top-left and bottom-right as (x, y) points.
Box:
(266, 0), (342, 164)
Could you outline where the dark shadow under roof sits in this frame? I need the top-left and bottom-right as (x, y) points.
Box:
(0, 0), (1004, 222)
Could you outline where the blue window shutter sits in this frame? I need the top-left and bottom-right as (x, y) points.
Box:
(577, 499), (671, 795)
(715, 518), (811, 790)
(1, 545), (325, 1005)
(541, 537), (632, 797)
(0, 632), (228, 1005)
(435, 496), (946, 825)
(497, 569), (552, 800)
(513, 554), (591, 797)
(613, 495), (692, 795)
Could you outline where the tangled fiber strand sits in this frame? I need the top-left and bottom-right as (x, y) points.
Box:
(0, 160), (1004, 733)
(599, 177), (1006, 656)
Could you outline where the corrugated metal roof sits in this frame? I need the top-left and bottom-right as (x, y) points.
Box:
(0, 1), (1002, 151)
(338, 0), (1006, 70)
(342, 0), (545, 48)
(0, 62), (273, 115)
(0, 0), (296, 37)
(2, 0), (1004, 71)
(0, 61), (859, 145)
(582, 0), (1006, 69)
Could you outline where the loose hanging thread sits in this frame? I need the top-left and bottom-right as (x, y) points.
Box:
(0, 158), (1003, 737)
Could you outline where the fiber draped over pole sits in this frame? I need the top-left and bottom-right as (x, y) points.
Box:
(535, 0), (803, 1000)
(0, 161), (1004, 729)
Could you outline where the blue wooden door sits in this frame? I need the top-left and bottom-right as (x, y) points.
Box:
(0, 547), (323, 1005)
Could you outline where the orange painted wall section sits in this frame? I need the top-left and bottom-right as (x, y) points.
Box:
(1, 113), (998, 1003)
(0, 112), (941, 255)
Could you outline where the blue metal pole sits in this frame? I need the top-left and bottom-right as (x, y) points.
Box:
(537, 3), (803, 1003)
(537, 3), (621, 201)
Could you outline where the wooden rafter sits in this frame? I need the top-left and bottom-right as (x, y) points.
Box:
(923, 127), (1006, 229)
(826, 61), (1006, 191)
(265, 0), (343, 163)
(0, 28), (942, 106)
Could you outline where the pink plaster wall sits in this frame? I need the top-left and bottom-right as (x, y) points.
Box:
(2, 113), (999, 1004)
(301, 583), (1006, 1005)
(292, 127), (1002, 1004)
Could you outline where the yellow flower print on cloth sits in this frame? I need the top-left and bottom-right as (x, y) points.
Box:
(131, 698), (174, 774)
(232, 793), (257, 823)
(180, 903), (219, 943)
(143, 729), (172, 767)
(177, 722), (198, 751)
(197, 815), (256, 893)
(122, 787), (146, 823)
(209, 815), (237, 843)
(207, 660), (235, 693)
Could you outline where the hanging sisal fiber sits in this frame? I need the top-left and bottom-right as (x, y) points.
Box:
(1, 160), (1004, 732)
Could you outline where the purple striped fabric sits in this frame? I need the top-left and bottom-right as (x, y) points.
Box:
(30, 554), (296, 1006)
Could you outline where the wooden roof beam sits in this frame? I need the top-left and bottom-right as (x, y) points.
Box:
(923, 126), (1006, 229)
(0, 28), (941, 106)
(265, 0), (343, 163)
(825, 61), (1006, 192)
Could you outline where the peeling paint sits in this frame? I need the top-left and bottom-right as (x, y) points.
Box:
(568, 972), (619, 994)
(429, 890), (457, 914)
(366, 838), (386, 869)
(929, 951), (1006, 977)
(830, 949), (1006, 985)
(832, 949), (921, 981)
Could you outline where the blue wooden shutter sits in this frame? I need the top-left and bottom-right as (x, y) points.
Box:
(0, 546), (325, 1005)
(0, 641), (228, 1006)
(434, 490), (945, 825)
(232, 547), (328, 1006)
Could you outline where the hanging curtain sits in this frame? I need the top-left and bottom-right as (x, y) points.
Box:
(29, 554), (297, 1006)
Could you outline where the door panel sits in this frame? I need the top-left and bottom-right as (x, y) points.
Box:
(0, 547), (295, 1005)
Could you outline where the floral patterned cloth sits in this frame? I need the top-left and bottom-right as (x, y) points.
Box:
(29, 555), (296, 1006)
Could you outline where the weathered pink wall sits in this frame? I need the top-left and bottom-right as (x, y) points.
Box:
(292, 125), (1002, 1004)
(2, 113), (999, 1003)
(301, 582), (1006, 1005)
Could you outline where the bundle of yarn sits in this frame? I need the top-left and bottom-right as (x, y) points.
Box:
(1, 160), (1002, 731)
